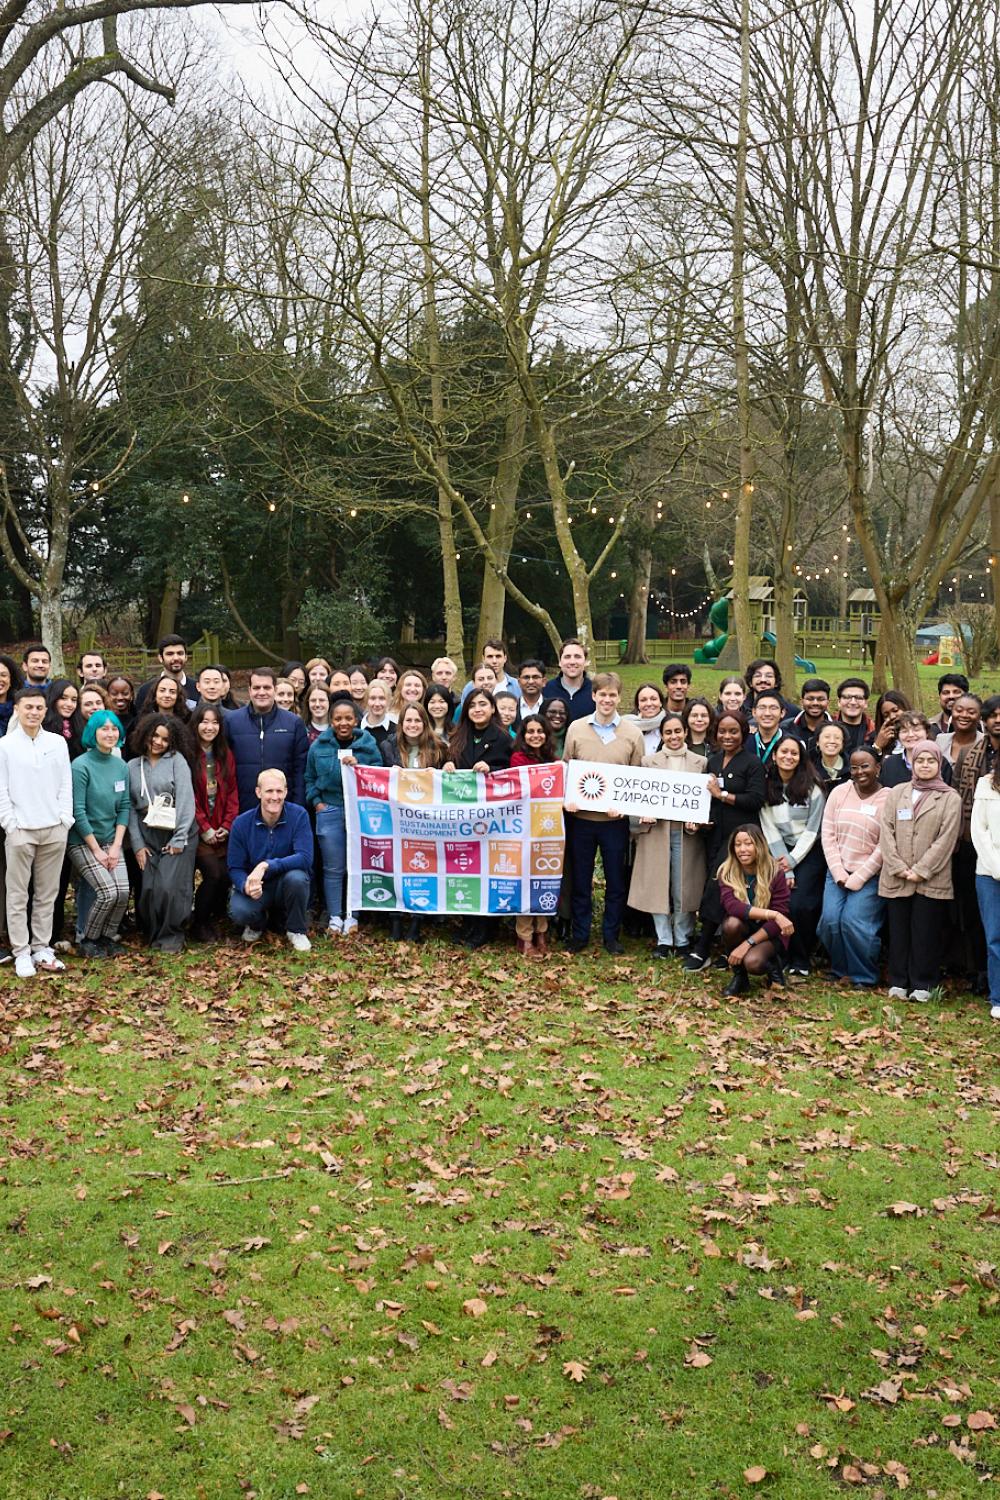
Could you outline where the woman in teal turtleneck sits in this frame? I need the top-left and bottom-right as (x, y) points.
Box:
(67, 710), (130, 958)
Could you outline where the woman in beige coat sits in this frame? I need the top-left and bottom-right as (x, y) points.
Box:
(628, 715), (707, 958)
(878, 738), (961, 1002)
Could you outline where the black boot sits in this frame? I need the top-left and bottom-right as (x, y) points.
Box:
(406, 917), (423, 943)
(391, 917), (404, 941)
(722, 965), (750, 997)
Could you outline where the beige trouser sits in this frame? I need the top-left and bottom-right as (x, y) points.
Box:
(515, 914), (549, 942)
(5, 824), (69, 957)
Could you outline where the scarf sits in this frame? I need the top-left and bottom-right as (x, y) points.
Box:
(910, 738), (951, 813)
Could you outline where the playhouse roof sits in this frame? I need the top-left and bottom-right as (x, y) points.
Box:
(726, 576), (807, 603)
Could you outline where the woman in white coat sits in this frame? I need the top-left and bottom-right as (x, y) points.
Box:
(628, 714), (706, 959)
(970, 764), (1000, 1021)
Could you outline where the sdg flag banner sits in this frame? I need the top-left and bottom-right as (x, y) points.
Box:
(344, 761), (566, 917)
(564, 759), (712, 821)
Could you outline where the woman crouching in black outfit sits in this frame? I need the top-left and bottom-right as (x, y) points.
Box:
(683, 711), (767, 971)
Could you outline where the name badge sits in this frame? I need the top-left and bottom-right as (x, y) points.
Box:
(860, 803), (878, 816)
(897, 807), (912, 821)
(114, 780), (126, 792)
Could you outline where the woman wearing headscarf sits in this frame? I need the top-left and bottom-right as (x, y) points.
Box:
(878, 739), (961, 1003)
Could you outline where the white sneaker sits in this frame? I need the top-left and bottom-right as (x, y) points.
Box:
(327, 917), (344, 936)
(287, 931), (312, 953)
(886, 987), (908, 1001)
(242, 926), (264, 944)
(14, 953), (36, 978)
(990, 1004), (1000, 1020)
(32, 948), (65, 972)
(342, 917), (359, 936)
(909, 989), (931, 1004)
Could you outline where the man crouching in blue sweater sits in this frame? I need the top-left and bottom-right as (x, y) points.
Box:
(227, 769), (314, 952)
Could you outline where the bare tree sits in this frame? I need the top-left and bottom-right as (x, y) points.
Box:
(0, 76), (202, 669)
(743, 0), (1000, 699)
(257, 0), (692, 653)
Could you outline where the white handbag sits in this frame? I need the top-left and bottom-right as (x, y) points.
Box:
(140, 760), (177, 831)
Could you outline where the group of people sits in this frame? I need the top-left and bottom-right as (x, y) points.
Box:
(0, 636), (995, 1019)
(595, 659), (997, 1018)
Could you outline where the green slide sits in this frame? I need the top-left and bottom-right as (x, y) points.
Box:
(761, 631), (815, 674)
(694, 596), (730, 663)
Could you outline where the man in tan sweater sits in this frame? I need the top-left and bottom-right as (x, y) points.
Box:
(563, 672), (645, 954)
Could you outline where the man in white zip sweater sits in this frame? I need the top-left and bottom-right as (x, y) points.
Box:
(0, 688), (73, 977)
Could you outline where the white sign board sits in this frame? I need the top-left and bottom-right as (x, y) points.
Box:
(564, 759), (712, 822)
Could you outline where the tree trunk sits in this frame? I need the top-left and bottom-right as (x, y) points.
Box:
(156, 571), (180, 641)
(991, 482), (1000, 662)
(881, 600), (919, 702)
(476, 393), (527, 656)
(39, 590), (64, 675)
(729, 0), (755, 666)
(439, 487), (465, 666)
(417, 13), (465, 672)
(871, 617), (889, 696)
(771, 558), (797, 691)
(623, 501), (654, 663)
(476, 510), (513, 656)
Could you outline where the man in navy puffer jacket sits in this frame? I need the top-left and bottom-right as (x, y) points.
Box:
(226, 668), (308, 812)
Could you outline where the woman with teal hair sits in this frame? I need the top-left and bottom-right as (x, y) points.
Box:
(67, 710), (131, 958)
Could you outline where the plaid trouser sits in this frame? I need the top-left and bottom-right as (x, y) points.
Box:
(67, 844), (130, 939)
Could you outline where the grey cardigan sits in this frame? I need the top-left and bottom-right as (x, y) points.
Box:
(127, 752), (197, 852)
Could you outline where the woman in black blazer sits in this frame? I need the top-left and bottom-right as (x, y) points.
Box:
(445, 692), (513, 773)
(684, 712), (767, 970)
(444, 692), (512, 948)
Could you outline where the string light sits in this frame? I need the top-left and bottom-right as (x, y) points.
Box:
(650, 589), (715, 622)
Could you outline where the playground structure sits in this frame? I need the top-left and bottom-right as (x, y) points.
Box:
(694, 578), (817, 672)
(693, 596), (731, 662)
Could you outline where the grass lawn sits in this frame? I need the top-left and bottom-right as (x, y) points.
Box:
(1, 931), (997, 1499)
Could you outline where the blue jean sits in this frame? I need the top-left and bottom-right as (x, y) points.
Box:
(229, 869), (310, 934)
(652, 825), (694, 947)
(566, 814), (630, 943)
(315, 805), (347, 921)
(817, 872), (885, 986)
(975, 874), (1000, 1005)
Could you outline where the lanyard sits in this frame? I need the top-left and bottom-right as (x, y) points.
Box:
(754, 731), (779, 764)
